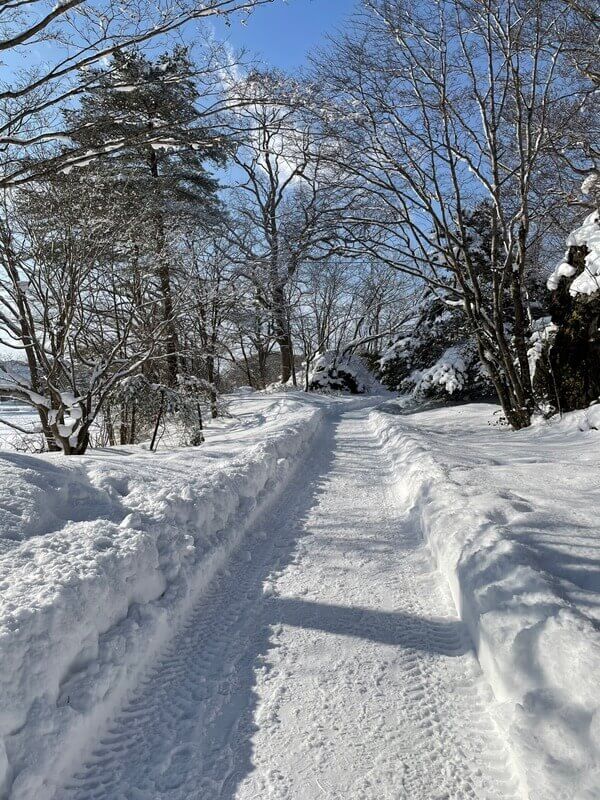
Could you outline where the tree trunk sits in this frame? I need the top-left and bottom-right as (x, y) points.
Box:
(149, 146), (179, 387)
(150, 391), (165, 452)
(206, 355), (219, 419)
(158, 255), (179, 387)
(272, 285), (293, 384)
(475, 332), (532, 429)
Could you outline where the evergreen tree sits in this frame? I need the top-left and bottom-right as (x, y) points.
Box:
(63, 47), (228, 386)
(540, 199), (600, 412)
(378, 202), (547, 403)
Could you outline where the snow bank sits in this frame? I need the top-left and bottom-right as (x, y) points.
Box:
(0, 393), (324, 800)
(370, 403), (600, 800)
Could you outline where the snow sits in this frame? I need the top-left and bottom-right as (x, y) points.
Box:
(370, 401), (600, 800)
(0, 404), (43, 450)
(581, 172), (600, 196)
(410, 345), (468, 396)
(547, 210), (600, 296)
(58, 401), (522, 800)
(1, 392), (598, 799)
(0, 392), (325, 800)
(546, 261), (576, 289)
(527, 317), (557, 380)
(307, 350), (385, 394)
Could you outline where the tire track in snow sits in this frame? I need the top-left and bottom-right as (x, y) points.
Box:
(58, 406), (523, 800)
(58, 414), (340, 800)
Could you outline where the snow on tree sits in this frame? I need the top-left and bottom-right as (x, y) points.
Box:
(378, 289), (493, 402)
(62, 47), (228, 387)
(307, 351), (381, 395)
(0, 177), (182, 454)
(0, 0), (275, 187)
(542, 199), (600, 412)
(314, 0), (591, 428)
(547, 210), (600, 298)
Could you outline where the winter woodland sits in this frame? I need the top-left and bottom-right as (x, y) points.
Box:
(0, 1), (599, 799)
(0, 0), (597, 451)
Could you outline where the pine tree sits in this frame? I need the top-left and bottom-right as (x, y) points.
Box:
(63, 47), (228, 386)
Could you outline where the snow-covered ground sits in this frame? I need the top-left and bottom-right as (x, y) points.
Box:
(0, 404), (42, 452)
(0, 392), (326, 800)
(1, 392), (598, 800)
(59, 401), (522, 800)
(371, 401), (600, 800)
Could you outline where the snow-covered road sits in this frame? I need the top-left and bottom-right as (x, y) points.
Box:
(59, 406), (521, 800)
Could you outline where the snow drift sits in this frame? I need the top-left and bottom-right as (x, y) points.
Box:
(371, 402), (600, 800)
(0, 393), (324, 800)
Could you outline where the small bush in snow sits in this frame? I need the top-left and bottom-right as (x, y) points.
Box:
(307, 351), (380, 394)
(378, 291), (493, 401)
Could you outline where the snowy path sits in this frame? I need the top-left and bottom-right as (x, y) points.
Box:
(59, 407), (521, 800)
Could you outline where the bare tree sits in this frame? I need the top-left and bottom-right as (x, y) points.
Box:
(0, 178), (180, 453)
(316, 0), (591, 427)
(223, 71), (352, 385)
(292, 256), (411, 388)
(179, 230), (240, 416)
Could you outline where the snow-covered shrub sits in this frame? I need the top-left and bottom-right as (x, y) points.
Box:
(378, 292), (493, 401)
(410, 346), (468, 397)
(175, 374), (215, 446)
(307, 351), (380, 394)
(542, 203), (600, 412)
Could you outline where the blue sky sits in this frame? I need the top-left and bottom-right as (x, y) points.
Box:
(210, 0), (355, 70)
(5, 1), (355, 79)
(6, 1), (355, 74)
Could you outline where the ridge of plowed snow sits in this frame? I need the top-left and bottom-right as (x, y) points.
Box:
(0, 394), (325, 800)
(370, 402), (600, 800)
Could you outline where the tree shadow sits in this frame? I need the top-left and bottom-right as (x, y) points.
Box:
(199, 599), (470, 800)
(267, 597), (469, 655)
